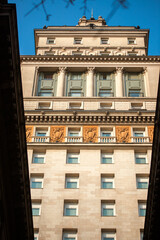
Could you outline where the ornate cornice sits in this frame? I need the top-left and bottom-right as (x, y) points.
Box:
(21, 55), (160, 63)
(25, 114), (155, 124)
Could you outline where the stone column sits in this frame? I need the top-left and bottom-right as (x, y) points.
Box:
(57, 67), (66, 97)
(115, 67), (123, 97)
(86, 67), (95, 97)
(143, 67), (148, 97)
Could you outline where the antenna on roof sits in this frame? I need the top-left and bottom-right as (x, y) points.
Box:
(91, 8), (93, 18)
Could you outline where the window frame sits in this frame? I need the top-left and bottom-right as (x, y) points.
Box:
(65, 175), (79, 189)
(128, 38), (136, 45)
(101, 38), (109, 45)
(74, 38), (82, 44)
(64, 201), (78, 216)
(32, 153), (45, 164)
(101, 153), (114, 164)
(46, 38), (55, 44)
(32, 202), (41, 216)
(30, 176), (43, 189)
(135, 153), (147, 164)
(63, 230), (77, 240)
(136, 176), (149, 189)
(101, 176), (114, 189)
(138, 202), (146, 217)
(101, 202), (115, 217)
(101, 231), (116, 240)
(66, 153), (80, 164)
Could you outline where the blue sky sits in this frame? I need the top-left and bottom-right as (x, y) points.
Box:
(8, 0), (160, 55)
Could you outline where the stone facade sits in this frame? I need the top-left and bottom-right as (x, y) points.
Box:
(21, 16), (160, 240)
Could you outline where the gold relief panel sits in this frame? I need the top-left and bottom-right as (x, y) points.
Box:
(148, 126), (154, 143)
(116, 126), (131, 143)
(83, 126), (98, 143)
(26, 126), (33, 142)
(50, 126), (66, 143)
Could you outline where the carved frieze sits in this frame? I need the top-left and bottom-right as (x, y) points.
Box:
(50, 126), (66, 142)
(148, 126), (154, 143)
(83, 126), (98, 143)
(25, 126), (33, 142)
(116, 126), (131, 143)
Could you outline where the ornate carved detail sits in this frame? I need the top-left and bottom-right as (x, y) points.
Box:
(116, 126), (131, 143)
(83, 126), (98, 143)
(116, 67), (123, 73)
(59, 67), (67, 73)
(143, 67), (147, 74)
(148, 126), (154, 142)
(87, 67), (95, 73)
(25, 126), (33, 142)
(50, 126), (65, 142)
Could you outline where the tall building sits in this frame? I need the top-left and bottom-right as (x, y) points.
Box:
(21, 16), (160, 240)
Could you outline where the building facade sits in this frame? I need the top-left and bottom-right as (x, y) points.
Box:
(21, 16), (160, 240)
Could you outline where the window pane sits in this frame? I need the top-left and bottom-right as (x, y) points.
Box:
(33, 157), (44, 163)
(64, 238), (75, 240)
(34, 237), (38, 240)
(36, 132), (46, 137)
(102, 157), (112, 164)
(99, 90), (112, 97)
(39, 92), (53, 96)
(31, 182), (42, 188)
(139, 209), (146, 216)
(102, 182), (113, 189)
(136, 158), (146, 164)
(32, 208), (40, 216)
(66, 182), (77, 188)
(134, 133), (144, 137)
(103, 209), (114, 216)
(102, 132), (111, 137)
(67, 157), (78, 164)
(137, 182), (148, 189)
(66, 208), (76, 216)
(69, 132), (79, 137)
(104, 238), (114, 240)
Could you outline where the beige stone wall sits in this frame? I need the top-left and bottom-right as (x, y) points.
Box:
(28, 147), (151, 240)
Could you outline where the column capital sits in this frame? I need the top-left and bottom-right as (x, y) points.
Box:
(143, 67), (147, 74)
(116, 67), (124, 73)
(59, 67), (67, 73)
(35, 66), (39, 71)
(87, 67), (95, 73)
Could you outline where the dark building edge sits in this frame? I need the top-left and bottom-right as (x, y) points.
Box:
(143, 73), (160, 240)
(0, 2), (34, 240)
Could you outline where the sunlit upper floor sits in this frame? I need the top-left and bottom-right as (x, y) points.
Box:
(34, 16), (149, 56)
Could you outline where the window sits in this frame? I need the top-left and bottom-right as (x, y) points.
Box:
(101, 153), (113, 164)
(46, 38), (55, 44)
(101, 38), (109, 44)
(101, 230), (116, 240)
(101, 201), (115, 216)
(131, 102), (143, 109)
(128, 38), (136, 44)
(67, 73), (85, 97)
(96, 72), (115, 97)
(128, 52), (138, 56)
(136, 176), (149, 189)
(140, 230), (144, 240)
(135, 153), (147, 164)
(124, 72), (144, 97)
(69, 102), (82, 109)
(100, 128), (115, 143)
(68, 128), (80, 137)
(101, 175), (114, 189)
(65, 174), (79, 189)
(35, 127), (49, 142)
(64, 201), (78, 216)
(38, 102), (51, 109)
(67, 153), (79, 164)
(138, 202), (146, 216)
(132, 128), (146, 143)
(30, 175), (43, 189)
(34, 229), (39, 240)
(72, 51), (83, 55)
(100, 102), (113, 109)
(37, 72), (57, 96)
(63, 229), (77, 240)
(32, 202), (41, 216)
(74, 38), (82, 44)
(32, 153), (45, 164)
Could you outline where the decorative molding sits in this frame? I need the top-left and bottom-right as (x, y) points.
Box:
(21, 55), (160, 63)
(50, 126), (65, 142)
(25, 114), (155, 124)
(83, 126), (98, 143)
(87, 67), (95, 73)
(59, 67), (67, 73)
(148, 126), (154, 142)
(116, 126), (131, 143)
(25, 126), (33, 142)
(116, 67), (123, 73)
